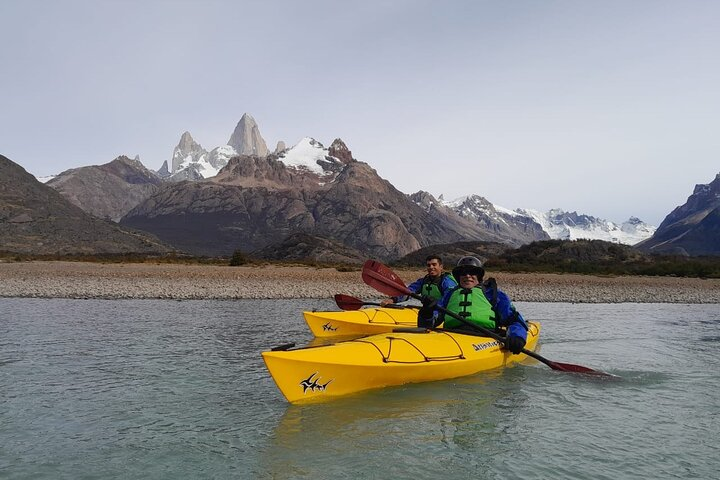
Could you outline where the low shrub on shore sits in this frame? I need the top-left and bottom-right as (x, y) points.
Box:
(484, 240), (720, 278)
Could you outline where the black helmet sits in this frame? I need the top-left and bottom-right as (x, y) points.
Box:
(452, 256), (485, 279)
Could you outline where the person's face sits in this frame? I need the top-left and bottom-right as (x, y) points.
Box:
(456, 271), (480, 288)
(426, 259), (442, 277)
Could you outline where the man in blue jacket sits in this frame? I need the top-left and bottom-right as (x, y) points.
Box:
(379, 254), (457, 306)
(418, 256), (528, 354)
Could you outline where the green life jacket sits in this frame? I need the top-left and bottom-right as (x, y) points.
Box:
(443, 286), (496, 329)
(419, 273), (449, 301)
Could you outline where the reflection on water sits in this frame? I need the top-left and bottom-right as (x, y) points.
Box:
(261, 367), (520, 478)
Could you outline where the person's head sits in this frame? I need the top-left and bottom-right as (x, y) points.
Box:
(452, 256), (485, 288)
(424, 255), (443, 277)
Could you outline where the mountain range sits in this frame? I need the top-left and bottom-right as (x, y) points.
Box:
(3, 113), (717, 260)
(0, 155), (172, 256)
(146, 114), (658, 250)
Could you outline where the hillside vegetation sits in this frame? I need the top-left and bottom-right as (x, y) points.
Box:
(397, 239), (720, 278)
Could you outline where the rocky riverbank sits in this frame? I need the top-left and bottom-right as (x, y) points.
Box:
(1, 261), (719, 303)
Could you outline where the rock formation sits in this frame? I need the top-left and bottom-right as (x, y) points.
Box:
(47, 155), (163, 222)
(637, 173), (720, 256)
(227, 113), (269, 157)
(171, 132), (208, 173)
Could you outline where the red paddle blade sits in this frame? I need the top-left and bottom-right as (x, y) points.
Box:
(361, 259), (412, 298)
(524, 349), (614, 377)
(334, 294), (364, 311)
(547, 361), (614, 377)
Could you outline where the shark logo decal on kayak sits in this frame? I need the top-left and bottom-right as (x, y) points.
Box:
(472, 341), (500, 351)
(300, 372), (333, 393)
(322, 322), (338, 332)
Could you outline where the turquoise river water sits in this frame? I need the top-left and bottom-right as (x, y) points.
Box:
(1, 298), (719, 479)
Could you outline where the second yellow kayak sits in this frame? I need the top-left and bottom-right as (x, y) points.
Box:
(303, 307), (419, 337)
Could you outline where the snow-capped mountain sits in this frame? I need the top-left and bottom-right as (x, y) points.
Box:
(163, 113), (267, 180)
(165, 131), (223, 181)
(438, 195), (656, 245)
(211, 136), (353, 189)
(434, 194), (549, 246)
(275, 137), (350, 178)
(161, 114), (349, 183)
(157, 116), (652, 248)
(514, 208), (656, 245)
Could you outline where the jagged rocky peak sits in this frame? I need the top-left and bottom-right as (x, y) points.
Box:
(172, 131), (208, 173)
(227, 113), (269, 157)
(328, 138), (354, 164)
(274, 141), (287, 154)
(692, 172), (720, 196)
(177, 131), (201, 151)
(636, 171), (720, 255)
(620, 217), (654, 234)
(547, 209), (598, 227)
(108, 155), (153, 178)
(157, 160), (171, 178)
(114, 154), (144, 168)
(409, 191), (442, 212)
(447, 195), (497, 217)
(168, 164), (205, 182)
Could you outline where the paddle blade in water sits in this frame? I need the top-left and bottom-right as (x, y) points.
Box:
(548, 361), (615, 377)
(523, 349), (613, 377)
(334, 294), (364, 311)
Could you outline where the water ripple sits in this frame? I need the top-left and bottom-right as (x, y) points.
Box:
(2, 299), (720, 479)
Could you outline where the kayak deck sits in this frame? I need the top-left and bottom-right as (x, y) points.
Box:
(303, 307), (419, 337)
(263, 322), (541, 403)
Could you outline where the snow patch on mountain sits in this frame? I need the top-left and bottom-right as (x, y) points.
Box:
(277, 137), (334, 175)
(445, 195), (517, 225)
(515, 208), (656, 245)
(441, 196), (655, 245)
(176, 153), (220, 178)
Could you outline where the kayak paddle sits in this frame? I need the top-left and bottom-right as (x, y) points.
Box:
(361, 259), (613, 377)
(334, 293), (418, 311)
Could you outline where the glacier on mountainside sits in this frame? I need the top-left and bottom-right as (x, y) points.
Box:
(442, 195), (656, 246)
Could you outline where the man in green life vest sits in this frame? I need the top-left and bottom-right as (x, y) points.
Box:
(418, 256), (528, 354)
(379, 254), (457, 306)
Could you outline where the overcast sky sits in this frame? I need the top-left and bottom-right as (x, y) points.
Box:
(2, 0), (719, 225)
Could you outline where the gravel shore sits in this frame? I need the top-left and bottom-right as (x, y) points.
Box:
(1, 261), (718, 303)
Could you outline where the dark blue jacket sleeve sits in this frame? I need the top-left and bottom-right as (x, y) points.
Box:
(392, 276), (425, 303)
(486, 288), (528, 340)
(440, 275), (458, 294)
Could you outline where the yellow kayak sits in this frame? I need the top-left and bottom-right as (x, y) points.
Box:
(303, 307), (419, 337)
(263, 322), (541, 403)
